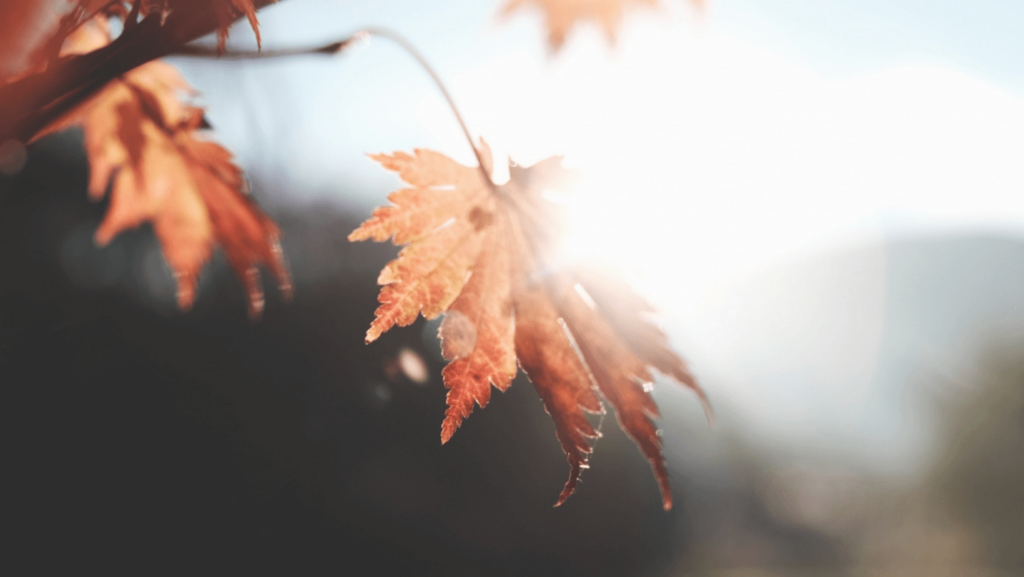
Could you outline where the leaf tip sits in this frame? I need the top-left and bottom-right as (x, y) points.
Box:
(174, 272), (197, 311)
(243, 266), (265, 321)
(651, 458), (674, 513)
(347, 228), (367, 242)
(366, 152), (390, 166)
(553, 459), (584, 507)
(700, 396), (715, 428)
(364, 325), (382, 344)
(268, 236), (293, 302)
(93, 228), (114, 247)
(553, 485), (573, 508)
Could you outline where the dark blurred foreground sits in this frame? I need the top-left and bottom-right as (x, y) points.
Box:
(1, 133), (1021, 576)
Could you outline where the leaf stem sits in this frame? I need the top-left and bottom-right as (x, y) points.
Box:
(172, 28), (495, 188)
(361, 28), (493, 188)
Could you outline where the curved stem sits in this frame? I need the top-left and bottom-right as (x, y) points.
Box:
(360, 28), (493, 188)
(173, 28), (495, 188)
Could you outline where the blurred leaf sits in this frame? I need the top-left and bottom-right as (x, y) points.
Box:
(34, 13), (290, 317)
(504, 0), (703, 50)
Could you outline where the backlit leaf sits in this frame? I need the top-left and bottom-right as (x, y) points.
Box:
(351, 144), (710, 509)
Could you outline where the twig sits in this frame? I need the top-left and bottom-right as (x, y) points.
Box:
(173, 40), (354, 59)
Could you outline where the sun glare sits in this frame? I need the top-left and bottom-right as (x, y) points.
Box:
(424, 13), (1024, 317)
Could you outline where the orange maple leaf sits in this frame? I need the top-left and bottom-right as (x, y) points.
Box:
(33, 14), (290, 317)
(504, 0), (704, 49)
(350, 145), (710, 509)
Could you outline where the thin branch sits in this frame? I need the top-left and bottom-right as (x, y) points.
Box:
(173, 39), (355, 59)
(125, 0), (142, 30)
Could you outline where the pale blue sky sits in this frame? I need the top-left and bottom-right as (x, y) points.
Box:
(173, 0), (1024, 208)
